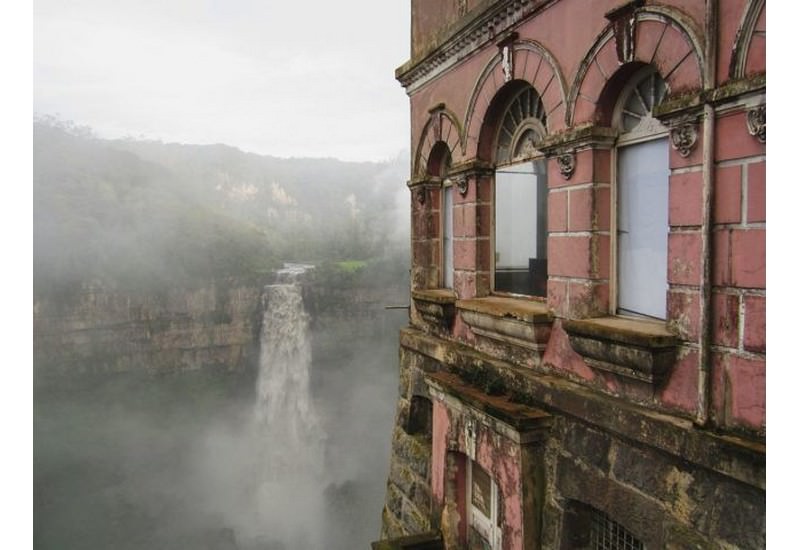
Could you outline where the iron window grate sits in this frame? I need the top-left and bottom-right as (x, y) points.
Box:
(589, 508), (645, 550)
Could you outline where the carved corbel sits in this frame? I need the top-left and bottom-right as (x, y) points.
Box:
(455, 176), (469, 196)
(670, 123), (698, 158)
(415, 187), (427, 205)
(556, 152), (576, 179)
(746, 105), (766, 143)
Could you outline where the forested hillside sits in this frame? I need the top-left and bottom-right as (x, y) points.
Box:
(33, 116), (409, 294)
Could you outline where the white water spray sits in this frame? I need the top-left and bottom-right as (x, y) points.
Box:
(252, 263), (326, 547)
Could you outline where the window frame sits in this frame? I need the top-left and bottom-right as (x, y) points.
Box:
(609, 67), (670, 320)
(490, 84), (549, 300)
(442, 179), (454, 289)
(466, 459), (502, 549)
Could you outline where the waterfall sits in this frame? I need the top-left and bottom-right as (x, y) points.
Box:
(255, 263), (324, 476)
(252, 263), (326, 548)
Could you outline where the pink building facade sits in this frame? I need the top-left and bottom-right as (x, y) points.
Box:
(377, 1), (765, 549)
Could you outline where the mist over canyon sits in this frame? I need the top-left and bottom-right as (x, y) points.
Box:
(33, 117), (411, 549)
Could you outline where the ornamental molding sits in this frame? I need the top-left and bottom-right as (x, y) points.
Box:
(605, 0), (643, 64)
(670, 123), (698, 158)
(448, 159), (496, 179)
(746, 105), (766, 143)
(556, 152), (576, 179)
(396, 0), (546, 94)
(730, 0), (766, 79)
(444, 175), (469, 196)
(455, 176), (469, 196)
(538, 125), (618, 155)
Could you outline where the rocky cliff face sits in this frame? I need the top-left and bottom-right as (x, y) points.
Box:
(33, 279), (264, 380)
(33, 275), (410, 381)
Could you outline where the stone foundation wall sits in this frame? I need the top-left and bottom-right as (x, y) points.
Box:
(380, 329), (765, 548)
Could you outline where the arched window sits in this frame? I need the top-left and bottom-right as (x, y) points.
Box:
(613, 68), (669, 319)
(494, 84), (548, 297)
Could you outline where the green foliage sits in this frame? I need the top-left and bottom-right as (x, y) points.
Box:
(336, 260), (367, 273)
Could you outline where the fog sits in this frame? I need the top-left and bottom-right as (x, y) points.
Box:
(33, 118), (410, 549)
(34, 0), (409, 161)
(34, 313), (404, 549)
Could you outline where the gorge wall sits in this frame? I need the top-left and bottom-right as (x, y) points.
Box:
(33, 279), (264, 381)
(33, 273), (409, 382)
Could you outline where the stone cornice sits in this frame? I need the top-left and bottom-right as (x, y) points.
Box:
(537, 124), (618, 155)
(396, 0), (555, 94)
(448, 158), (495, 178)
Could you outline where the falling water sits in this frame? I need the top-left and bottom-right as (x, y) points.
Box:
(252, 263), (326, 548)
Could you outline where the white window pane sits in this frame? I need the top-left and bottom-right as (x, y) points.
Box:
(617, 138), (669, 319)
(495, 161), (547, 296)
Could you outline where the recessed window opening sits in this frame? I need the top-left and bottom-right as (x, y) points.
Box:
(613, 68), (669, 320)
(468, 460), (502, 550)
(428, 142), (453, 289)
(589, 508), (645, 550)
(438, 149), (454, 289)
(493, 84), (548, 297)
(443, 181), (454, 289)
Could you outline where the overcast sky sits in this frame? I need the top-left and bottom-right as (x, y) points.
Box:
(34, 0), (411, 162)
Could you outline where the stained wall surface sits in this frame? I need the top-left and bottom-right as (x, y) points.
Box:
(379, 0), (765, 548)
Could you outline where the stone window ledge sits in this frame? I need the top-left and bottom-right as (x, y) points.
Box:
(563, 316), (679, 385)
(412, 289), (457, 330)
(456, 296), (552, 352)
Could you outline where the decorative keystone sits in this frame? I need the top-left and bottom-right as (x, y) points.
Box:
(556, 152), (576, 179)
(500, 45), (513, 82)
(605, 0), (643, 64)
(670, 123), (698, 157)
(746, 105), (766, 143)
(497, 31), (518, 84)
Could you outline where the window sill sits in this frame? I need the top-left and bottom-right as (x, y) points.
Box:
(456, 296), (552, 353)
(563, 316), (679, 385)
(412, 289), (457, 330)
